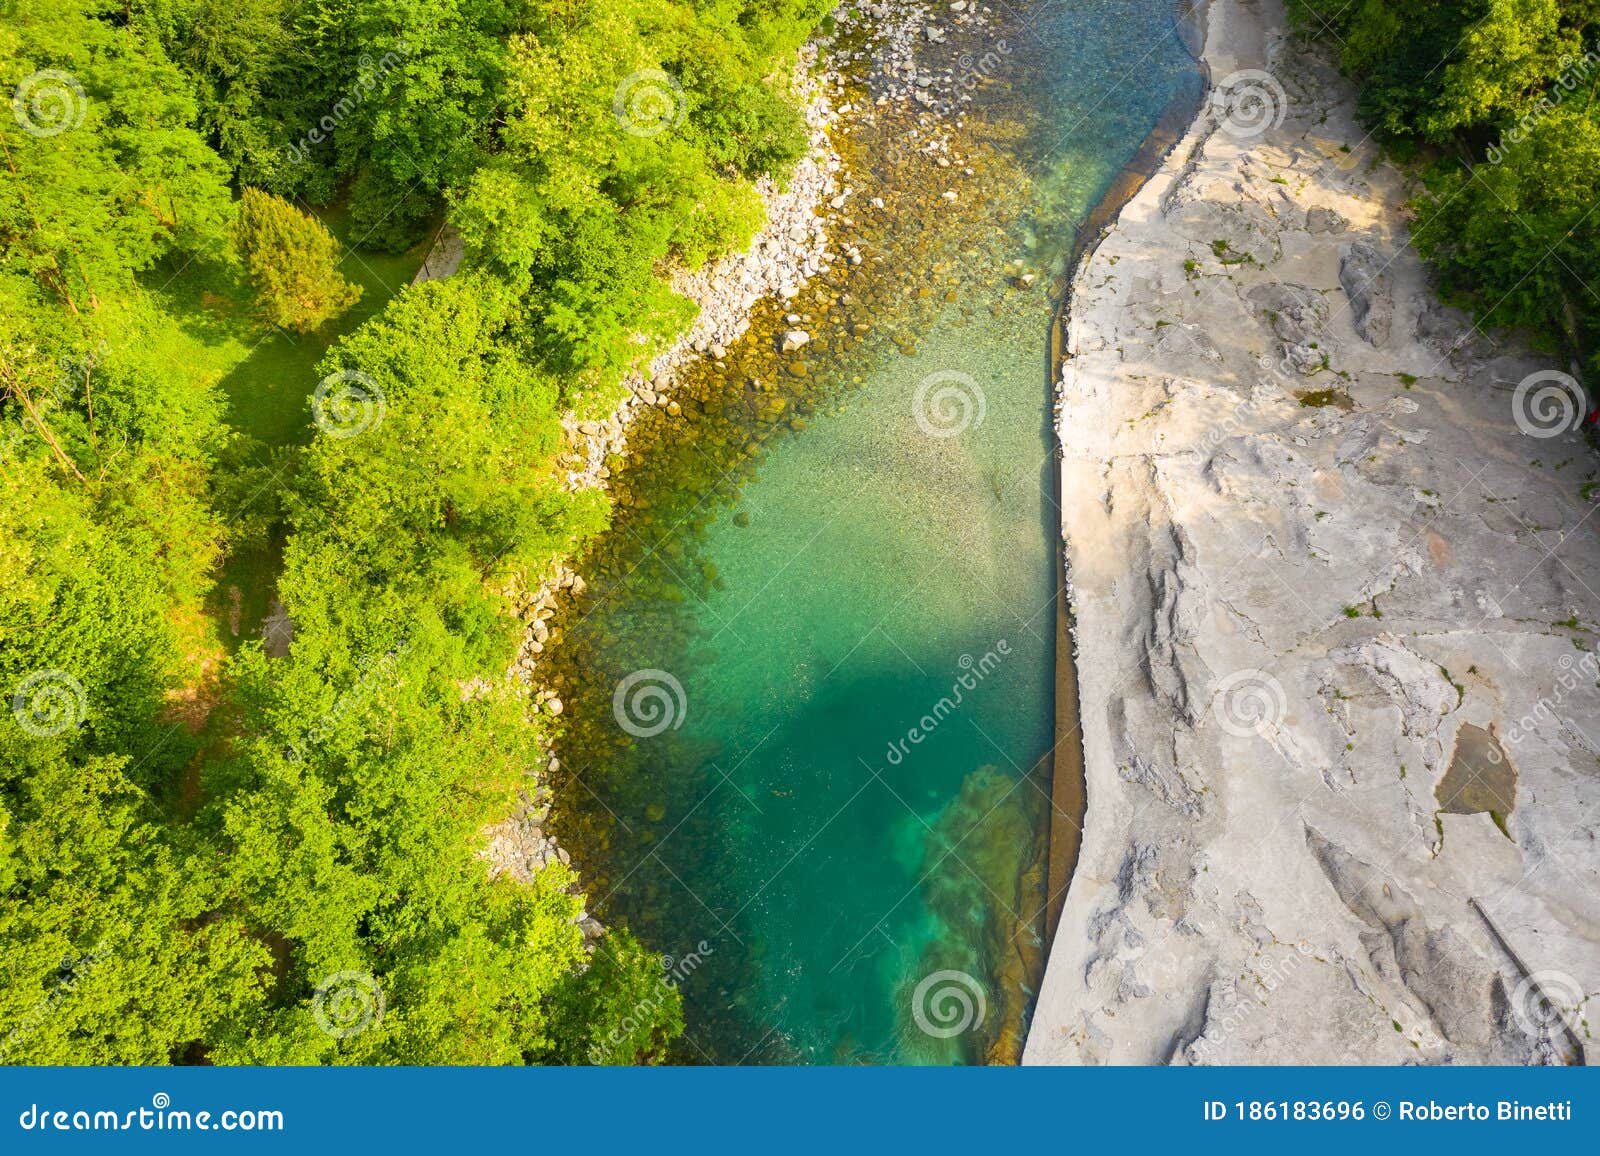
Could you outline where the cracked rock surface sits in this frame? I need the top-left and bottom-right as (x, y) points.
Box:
(1026, 0), (1600, 1065)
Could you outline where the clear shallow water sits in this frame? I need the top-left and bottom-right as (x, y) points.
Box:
(551, 0), (1201, 1064)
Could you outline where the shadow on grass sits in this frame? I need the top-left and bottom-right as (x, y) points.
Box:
(149, 204), (432, 653)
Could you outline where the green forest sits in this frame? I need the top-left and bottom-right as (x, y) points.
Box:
(1, 0), (827, 1063)
(1292, 0), (1600, 378)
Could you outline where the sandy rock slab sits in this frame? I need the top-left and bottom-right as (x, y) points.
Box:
(1028, 0), (1600, 1066)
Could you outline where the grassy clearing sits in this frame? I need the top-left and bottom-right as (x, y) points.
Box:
(147, 204), (430, 653)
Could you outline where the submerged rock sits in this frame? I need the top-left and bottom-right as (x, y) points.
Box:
(895, 766), (1047, 1067)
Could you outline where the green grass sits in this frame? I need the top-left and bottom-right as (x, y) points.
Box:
(155, 204), (430, 449)
(1210, 238), (1255, 266)
(144, 202), (429, 649)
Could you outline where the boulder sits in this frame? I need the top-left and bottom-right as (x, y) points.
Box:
(1306, 206), (1348, 234)
(1247, 281), (1331, 374)
(1339, 241), (1393, 348)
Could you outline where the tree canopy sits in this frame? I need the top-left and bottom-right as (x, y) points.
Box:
(1, 0), (829, 1064)
(1292, 0), (1600, 369)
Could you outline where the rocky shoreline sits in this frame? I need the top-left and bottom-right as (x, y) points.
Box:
(1027, 0), (1600, 1065)
(477, 45), (846, 916)
(1042, 0), (1210, 947)
(481, 0), (1027, 951)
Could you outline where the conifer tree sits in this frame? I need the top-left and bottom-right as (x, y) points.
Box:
(232, 188), (361, 333)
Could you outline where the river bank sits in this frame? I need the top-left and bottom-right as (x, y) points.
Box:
(1027, 0), (1600, 1065)
(477, 44), (845, 897)
(1043, 0), (1211, 943)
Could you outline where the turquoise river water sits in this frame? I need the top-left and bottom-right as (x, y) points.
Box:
(551, 0), (1202, 1064)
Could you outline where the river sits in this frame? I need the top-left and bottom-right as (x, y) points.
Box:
(549, 0), (1203, 1064)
